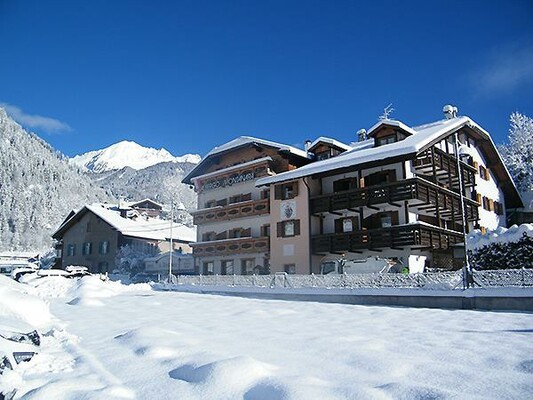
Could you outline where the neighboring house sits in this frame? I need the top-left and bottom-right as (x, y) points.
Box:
(52, 202), (196, 273)
(184, 106), (522, 275)
(256, 106), (523, 273)
(182, 136), (311, 275)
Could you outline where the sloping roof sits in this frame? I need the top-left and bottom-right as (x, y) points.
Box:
(53, 204), (196, 242)
(257, 117), (470, 186)
(182, 136), (310, 184)
(255, 115), (522, 208)
(127, 198), (164, 209)
(308, 137), (352, 152)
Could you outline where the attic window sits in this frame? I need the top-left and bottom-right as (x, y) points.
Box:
(376, 135), (397, 146)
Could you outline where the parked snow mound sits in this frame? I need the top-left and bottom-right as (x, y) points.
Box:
(67, 276), (151, 306)
(467, 223), (533, 251)
(0, 275), (52, 328)
(26, 275), (77, 298)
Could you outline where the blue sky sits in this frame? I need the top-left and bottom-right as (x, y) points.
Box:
(1, 0), (532, 157)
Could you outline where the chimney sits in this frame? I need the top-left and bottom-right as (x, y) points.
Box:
(357, 129), (367, 142)
(304, 140), (312, 152)
(443, 105), (458, 119)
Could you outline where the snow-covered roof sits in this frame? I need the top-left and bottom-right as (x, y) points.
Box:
(126, 198), (164, 209)
(204, 136), (309, 159)
(256, 116), (475, 186)
(54, 204), (196, 243)
(183, 136), (310, 184)
(190, 156), (273, 183)
(308, 137), (352, 152)
(366, 118), (417, 137)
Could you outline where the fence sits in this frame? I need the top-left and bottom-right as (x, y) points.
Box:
(162, 269), (533, 290)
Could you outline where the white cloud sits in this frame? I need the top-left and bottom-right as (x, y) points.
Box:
(472, 45), (533, 95)
(0, 103), (72, 134)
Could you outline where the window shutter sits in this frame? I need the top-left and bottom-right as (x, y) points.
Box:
(476, 193), (482, 205)
(391, 211), (399, 225)
(359, 177), (365, 188)
(485, 168), (491, 181)
(277, 222), (283, 237)
(294, 220), (300, 235)
(292, 182), (298, 197)
(473, 161), (479, 171)
(274, 185), (282, 200)
(489, 199), (494, 212)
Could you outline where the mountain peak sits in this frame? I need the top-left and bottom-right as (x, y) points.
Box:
(70, 140), (201, 173)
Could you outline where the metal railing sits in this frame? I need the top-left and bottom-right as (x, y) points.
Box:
(156, 269), (533, 291)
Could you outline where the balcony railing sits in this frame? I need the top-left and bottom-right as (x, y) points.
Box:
(191, 236), (270, 256)
(311, 223), (464, 254)
(192, 198), (269, 225)
(310, 178), (479, 221)
(414, 147), (476, 187)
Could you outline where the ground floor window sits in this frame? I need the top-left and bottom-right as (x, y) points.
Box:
(221, 260), (234, 275)
(241, 259), (255, 275)
(203, 261), (214, 275)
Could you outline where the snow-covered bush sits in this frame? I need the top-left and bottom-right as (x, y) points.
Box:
(114, 245), (155, 276)
(467, 224), (533, 270)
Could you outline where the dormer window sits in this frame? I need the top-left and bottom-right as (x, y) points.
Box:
(376, 135), (397, 146)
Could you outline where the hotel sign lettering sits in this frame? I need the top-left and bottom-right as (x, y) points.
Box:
(202, 172), (255, 191)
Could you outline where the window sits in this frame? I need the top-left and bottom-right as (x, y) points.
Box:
(97, 262), (108, 273)
(229, 193), (251, 204)
(335, 217), (359, 233)
(86, 222), (91, 232)
(261, 189), (270, 199)
(205, 200), (216, 208)
(216, 199), (228, 207)
(261, 224), (271, 237)
(82, 242), (92, 255)
(67, 244), (76, 257)
(284, 221), (294, 236)
(284, 264), (296, 274)
(364, 170), (396, 186)
(203, 261), (214, 275)
(221, 260), (234, 275)
(479, 165), (490, 181)
(333, 178), (356, 192)
(99, 240), (109, 255)
(274, 182), (298, 200)
(277, 220), (300, 237)
(380, 215), (392, 228)
(377, 135), (397, 146)
(241, 259), (254, 275)
(202, 232), (216, 242)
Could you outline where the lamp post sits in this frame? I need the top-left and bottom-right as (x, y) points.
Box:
(453, 132), (471, 289)
(168, 200), (173, 284)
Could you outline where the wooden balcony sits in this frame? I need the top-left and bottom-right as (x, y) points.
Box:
(312, 223), (464, 254)
(191, 236), (270, 256)
(192, 198), (269, 225)
(310, 178), (479, 222)
(414, 147), (476, 187)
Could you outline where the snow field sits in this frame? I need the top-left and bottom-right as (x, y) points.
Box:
(2, 275), (533, 399)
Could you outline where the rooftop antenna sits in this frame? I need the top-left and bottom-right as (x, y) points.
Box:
(379, 103), (395, 121)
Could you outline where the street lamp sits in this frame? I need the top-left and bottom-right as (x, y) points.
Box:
(168, 200), (173, 283)
(453, 132), (471, 289)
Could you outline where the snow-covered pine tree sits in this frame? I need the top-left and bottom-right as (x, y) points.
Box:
(0, 108), (114, 252)
(499, 112), (533, 209)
